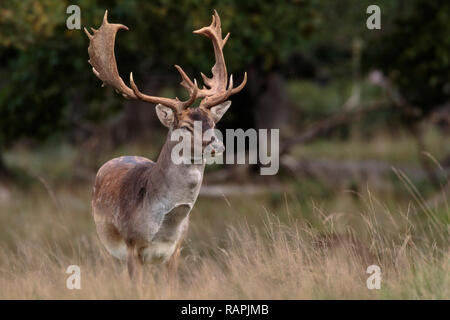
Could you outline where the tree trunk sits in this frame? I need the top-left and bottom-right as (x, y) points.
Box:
(249, 70), (291, 131)
(218, 69), (292, 177)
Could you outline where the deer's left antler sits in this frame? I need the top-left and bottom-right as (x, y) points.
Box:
(84, 10), (198, 113)
(176, 10), (247, 109)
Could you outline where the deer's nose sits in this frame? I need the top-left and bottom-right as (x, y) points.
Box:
(205, 136), (225, 155)
(210, 139), (225, 155)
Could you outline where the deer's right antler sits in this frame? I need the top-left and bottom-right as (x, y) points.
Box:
(84, 10), (197, 113)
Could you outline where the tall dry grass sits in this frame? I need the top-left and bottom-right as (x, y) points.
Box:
(0, 175), (448, 299)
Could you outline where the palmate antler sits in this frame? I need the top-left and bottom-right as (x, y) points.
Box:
(84, 10), (246, 113)
(84, 10), (197, 114)
(176, 10), (247, 109)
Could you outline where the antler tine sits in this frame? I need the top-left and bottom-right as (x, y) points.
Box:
(85, 10), (196, 112)
(230, 71), (247, 95)
(200, 72), (248, 109)
(128, 73), (179, 113)
(181, 78), (198, 109)
(173, 65), (201, 110)
(174, 65), (196, 94)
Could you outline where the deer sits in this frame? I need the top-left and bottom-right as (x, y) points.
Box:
(84, 10), (246, 279)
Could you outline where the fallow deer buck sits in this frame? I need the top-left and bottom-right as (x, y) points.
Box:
(85, 10), (246, 278)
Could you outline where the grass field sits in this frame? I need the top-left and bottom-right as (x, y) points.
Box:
(0, 129), (448, 299)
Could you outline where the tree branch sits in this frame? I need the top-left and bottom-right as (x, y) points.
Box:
(280, 101), (387, 155)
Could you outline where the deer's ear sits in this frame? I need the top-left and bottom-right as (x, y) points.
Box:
(210, 101), (231, 123)
(156, 104), (176, 128)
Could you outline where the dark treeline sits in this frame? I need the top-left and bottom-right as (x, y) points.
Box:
(0, 0), (448, 178)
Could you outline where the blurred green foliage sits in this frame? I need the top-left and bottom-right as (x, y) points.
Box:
(370, 0), (450, 116)
(0, 0), (448, 152)
(0, 0), (320, 149)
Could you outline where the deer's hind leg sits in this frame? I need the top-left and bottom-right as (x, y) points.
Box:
(95, 220), (128, 260)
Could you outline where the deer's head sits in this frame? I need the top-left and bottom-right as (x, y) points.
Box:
(85, 10), (246, 157)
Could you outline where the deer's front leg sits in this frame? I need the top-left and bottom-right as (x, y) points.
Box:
(166, 244), (182, 280)
(127, 245), (144, 280)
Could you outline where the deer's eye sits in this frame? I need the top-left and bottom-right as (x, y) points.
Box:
(181, 126), (193, 132)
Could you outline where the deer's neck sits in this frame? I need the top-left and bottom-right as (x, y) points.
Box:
(149, 131), (205, 208)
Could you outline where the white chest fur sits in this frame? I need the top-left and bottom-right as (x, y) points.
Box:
(141, 241), (177, 263)
(159, 165), (203, 210)
(139, 164), (203, 264)
(141, 204), (191, 264)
